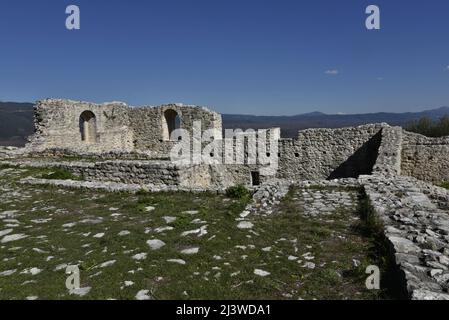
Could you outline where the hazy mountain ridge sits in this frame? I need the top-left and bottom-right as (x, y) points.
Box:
(1, 101), (448, 146)
(0, 102), (34, 146)
(223, 106), (449, 138)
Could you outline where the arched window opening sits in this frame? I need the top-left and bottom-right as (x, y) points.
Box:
(79, 110), (97, 143)
(162, 109), (181, 141)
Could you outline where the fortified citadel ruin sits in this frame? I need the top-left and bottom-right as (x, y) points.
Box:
(1, 98), (449, 300)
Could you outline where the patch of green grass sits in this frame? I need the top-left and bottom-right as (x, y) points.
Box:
(316, 269), (343, 286)
(0, 169), (403, 300)
(248, 186), (385, 300)
(0, 163), (12, 170)
(0, 169), (253, 300)
(264, 186), (403, 300)
(40, 168), (83, 181)
(353, 190), (408, 300)
(356, 192), (384, 236)
(440, 181), (449, 190)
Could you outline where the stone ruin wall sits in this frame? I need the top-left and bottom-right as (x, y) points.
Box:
(128, 104), (223, 155)
(28, 99), (135, 153)
(372, 126), (403, 176)
(276, 124), (449, 184)
(27, 99), (223, 158)
(20, 122), (399, 190)
(276, 124), (386, 181)
(401, 131), (449, 183)
(13, 98), (449, 189)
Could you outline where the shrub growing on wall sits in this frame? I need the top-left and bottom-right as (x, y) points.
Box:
(226, 185), (251, 199)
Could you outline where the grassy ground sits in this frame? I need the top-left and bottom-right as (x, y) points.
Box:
(0, 166), (392, 300)
(441, 182), (449, 190)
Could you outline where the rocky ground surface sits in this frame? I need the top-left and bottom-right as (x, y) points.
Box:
(0, 166), (385, 300)
(359, 175), (449, 300)
(288, 187), (357, 218)
(239, 174), (449, 300)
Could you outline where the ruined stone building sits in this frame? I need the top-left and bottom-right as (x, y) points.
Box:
(29, 99), (222, 155)
(20, 99), (449, 190)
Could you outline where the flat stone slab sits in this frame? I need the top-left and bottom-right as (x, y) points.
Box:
(237, 221), (254, 229)
(147, 239), (166, 250)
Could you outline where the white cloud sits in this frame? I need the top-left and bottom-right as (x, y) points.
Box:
(377, 77), (384, 81)
(446, 65), (449, 71)
(325, 69), (339, 75)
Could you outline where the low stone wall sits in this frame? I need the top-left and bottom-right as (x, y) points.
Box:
(19, 177), (223, 194)
(20, 148), (166, 161)
(401, 131), (449, 183)
(208, 165), (252, 189)
(67, 160), (181, 186)
(71, 161), (256, 190)
(360, 174), (449, 300)
(1, 159), (188, 187)
(0, 159), (259, 191)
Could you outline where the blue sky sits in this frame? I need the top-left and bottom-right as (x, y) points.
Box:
(0, 0), (449, 115)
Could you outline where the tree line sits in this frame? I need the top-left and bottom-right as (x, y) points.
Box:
(405, 115), (449, 137)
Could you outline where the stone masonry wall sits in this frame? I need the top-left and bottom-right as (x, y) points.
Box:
(26, 100), (222, 157)
(66, 160), (181, 186)
(401, 131), (449, 183)
(27, 99), (134, 153)
(276, 124), (386, 180)
(128, 104), (222, 155)
(372, 126), (403, 176)
(0, 159), (257, 190)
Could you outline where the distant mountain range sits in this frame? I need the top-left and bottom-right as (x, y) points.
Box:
(1, 101), (449, 146)
(0, 102), (34, 146)
(223, 106), (449, 138)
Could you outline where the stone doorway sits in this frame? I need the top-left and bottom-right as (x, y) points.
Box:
(251, 171), (260, 186)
